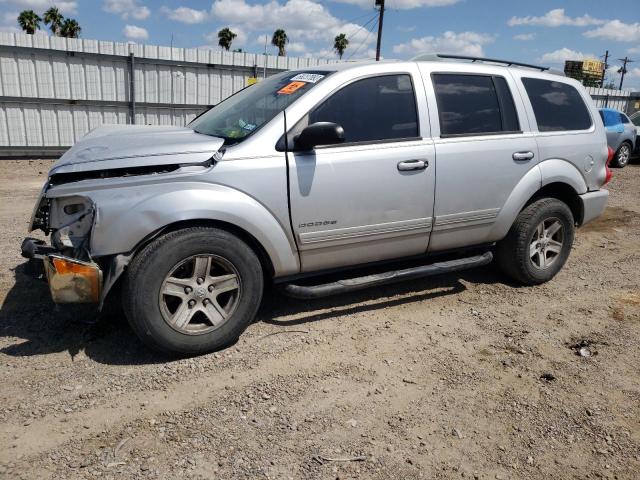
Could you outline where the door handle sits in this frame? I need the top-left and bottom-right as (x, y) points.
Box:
(512, 151), (534, 161)
(397, 159), (428, 171)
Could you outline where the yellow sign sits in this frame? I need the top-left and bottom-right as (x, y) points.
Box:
(582, 59), (604, 75)
(247, 77), (258, 86)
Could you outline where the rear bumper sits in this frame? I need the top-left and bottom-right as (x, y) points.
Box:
(579, 189), (609, 226)
(21, 238), (102, 304)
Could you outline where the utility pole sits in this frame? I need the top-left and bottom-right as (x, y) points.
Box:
(375, 0), (385, 61)
(600, 50), (609, 88)
(618, 56), (634, 90)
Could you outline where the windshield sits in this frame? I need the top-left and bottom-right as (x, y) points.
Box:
(189, 70), (332, 145)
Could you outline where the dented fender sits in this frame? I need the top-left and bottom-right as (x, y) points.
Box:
(64, 181), (300, 276)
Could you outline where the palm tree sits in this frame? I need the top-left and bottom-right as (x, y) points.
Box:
(333, 33), (349, 60)
(217, 28), (237, 51)
(271, 29), (288, 57)
(43, 6), (64, 36)
(60, 18), (81, 38)
(17, 10), (41, 34)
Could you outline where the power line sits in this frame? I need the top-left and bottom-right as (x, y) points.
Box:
(343, 11), (379, 46)
(346, 15), (378, 60)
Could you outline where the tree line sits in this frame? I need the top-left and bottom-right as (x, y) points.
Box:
(16, 8), (351, 59)
(17, 7), (81, 38)
(218, 28), (349, 59)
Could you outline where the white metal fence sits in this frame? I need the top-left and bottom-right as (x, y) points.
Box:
(1, 32), (638, 157)
(585, 86), (637, 113)
(0, 32), (337, 156)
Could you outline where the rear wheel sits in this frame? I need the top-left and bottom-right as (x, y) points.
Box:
(122, 227), (263, 356)
(496, 198), (574, 285)
(611, 142), (631, 168)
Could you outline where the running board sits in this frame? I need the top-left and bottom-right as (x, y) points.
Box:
(281, 251), (493, 299)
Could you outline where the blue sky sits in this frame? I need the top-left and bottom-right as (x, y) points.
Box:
(1, 0), (639, 88)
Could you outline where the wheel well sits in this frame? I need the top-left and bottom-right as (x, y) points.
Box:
(137, 219), (276, 279)
(525, 182), (583, 225)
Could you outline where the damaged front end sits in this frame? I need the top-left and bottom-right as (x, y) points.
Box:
(22, 193), (102, 304)
(21, 124), (226, 307)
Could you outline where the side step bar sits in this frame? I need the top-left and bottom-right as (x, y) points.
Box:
(281, 251), (493, 299)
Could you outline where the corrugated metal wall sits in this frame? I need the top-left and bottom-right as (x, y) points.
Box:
(1, 33), (638, 156)
(585, 86), (635, 113)
(0, 32), (337, 154)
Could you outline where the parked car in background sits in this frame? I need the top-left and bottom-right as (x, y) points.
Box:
(630, 111), (640, 150)
(599, 108), (636, 167)
(22, 55), (611, 355)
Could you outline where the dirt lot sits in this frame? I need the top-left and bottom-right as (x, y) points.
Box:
(0, 159), (639, 480)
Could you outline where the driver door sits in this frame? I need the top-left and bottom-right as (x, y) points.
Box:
(287, 73), (436, 272)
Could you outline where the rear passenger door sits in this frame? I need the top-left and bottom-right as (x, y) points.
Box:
(601, 109), (623, 147)
(417, 65), (539, 252)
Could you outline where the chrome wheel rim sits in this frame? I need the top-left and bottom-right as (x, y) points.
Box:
(618, 145), (630, 166)
(159, 254), (241, 335)
(529, 218), (564, 270)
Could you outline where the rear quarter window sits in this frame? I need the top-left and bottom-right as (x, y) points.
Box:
(522, 78), (592, 132)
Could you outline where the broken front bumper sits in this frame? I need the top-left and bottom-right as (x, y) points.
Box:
(21, 237), (102, 304)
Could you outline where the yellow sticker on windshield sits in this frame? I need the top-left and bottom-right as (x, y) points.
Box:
(278, 81), (306, 95)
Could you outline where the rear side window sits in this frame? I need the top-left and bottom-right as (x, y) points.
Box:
(308, 74), (419, 144)
(432, 74), (520, 137)
(599, 109), (618, 127)
(522, 78), (592, 132)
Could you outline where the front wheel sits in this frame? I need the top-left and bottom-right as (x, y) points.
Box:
(611, 142), (631, 168)
(122, 227), (264, 356)
(496, 198), (575, 285)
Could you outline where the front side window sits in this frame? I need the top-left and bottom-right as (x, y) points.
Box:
(307, 74), (419, 144)
(432, 73), (520, 137)
(190, 70), (331, 145)
(522, 78), (592, 132)
(620, 113), (632, 124)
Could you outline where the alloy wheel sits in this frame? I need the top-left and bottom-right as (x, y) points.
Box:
(159, 254), (241, 334)
(529, 218), (564, 270)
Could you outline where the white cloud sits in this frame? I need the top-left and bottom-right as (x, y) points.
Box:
(584, 20), (640, 42)
(104, 0), (150, 20)
(508, 9), (604, 27)
(398, 26), (416, 33)
(0, 0), (77, 14)
(331, 0), (459, 9)
(392, 31), (494, 57)
(122, 24), (148, 40)
(161, 6), (208, 24)
(210, 0), (376, 50)
(539, 48), (594, 64)
(513, 33), (535, 41)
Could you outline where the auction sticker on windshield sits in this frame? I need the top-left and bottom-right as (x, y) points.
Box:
(290, 73), (325, 83)
(278, 81), (306, 95)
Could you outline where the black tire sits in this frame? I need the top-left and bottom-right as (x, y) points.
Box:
(496, 198), (574, 285)
(122, 227), (263, 356)
(611, 141), (632, 168)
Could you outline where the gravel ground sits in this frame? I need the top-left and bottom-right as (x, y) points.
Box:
(0, 158), (639, 480)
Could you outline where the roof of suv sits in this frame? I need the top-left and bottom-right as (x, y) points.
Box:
(301, 56), (564, 78)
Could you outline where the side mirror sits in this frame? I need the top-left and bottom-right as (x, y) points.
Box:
(294, 122), (345, 151)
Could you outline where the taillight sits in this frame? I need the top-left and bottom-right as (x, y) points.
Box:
(603, 146), (614, 185)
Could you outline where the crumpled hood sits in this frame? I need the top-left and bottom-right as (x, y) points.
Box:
(50, 125), (224, 175)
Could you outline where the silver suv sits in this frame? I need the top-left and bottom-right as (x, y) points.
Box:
(22, 54), (611, 355)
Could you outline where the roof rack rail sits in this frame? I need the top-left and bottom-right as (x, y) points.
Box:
(411, 53), (551, 72)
